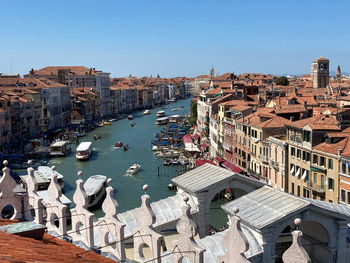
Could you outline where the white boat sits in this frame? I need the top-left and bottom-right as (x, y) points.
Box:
(49, 140), (71, 157)
(126, 164), (141, 175)
(144, 109), (151, 115)
(156, 117), (169, 125)
(172, 158), (179, 165)
(169, 115), (181, 123)
(157, 111), (166, 117)
(152, 145), (160, 151)
(84, 175), (107, 208)
(19, 166), (64, 191)
(170, 98), (176, 102)
(76, 142), (93, 160)
(172, 108), (178, 112)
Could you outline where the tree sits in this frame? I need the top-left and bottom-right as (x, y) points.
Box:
(276, 76), (289, 86)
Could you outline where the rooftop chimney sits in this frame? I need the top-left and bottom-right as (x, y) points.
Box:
(290, 116), (294, 122)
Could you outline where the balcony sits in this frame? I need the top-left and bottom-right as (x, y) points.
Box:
(306, 181), (325, 194)
(248, 169), (261, 180)
(259, 154), (269, 163)
(269, 159), (279, 170)
(289, 135), (302, 143)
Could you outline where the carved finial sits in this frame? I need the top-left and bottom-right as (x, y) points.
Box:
(28, 160), (33, 166)
(143, 184), (149, 192)
(183, 196), (189, 204)
(217, 213), (250, 263)
(282, 219), (311, 263)
(72, 171), (88, 209)
(26, 165), (38, 193)
(51, 166), (56, 171)
(3, 160), (8, 167)
(77, 171), (83, 177)
(102, 180), (119, 217)
(48, 166), (62, 202)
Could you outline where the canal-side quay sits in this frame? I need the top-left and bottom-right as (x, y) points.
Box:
(48, 97), (192, 217)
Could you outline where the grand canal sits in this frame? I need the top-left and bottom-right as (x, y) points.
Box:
(48, 98), (192, 217)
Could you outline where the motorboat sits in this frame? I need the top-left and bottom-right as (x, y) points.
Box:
(169, 115), (181, 123)
(109, 118), (118, 122)
(127, 115), (134, 120)
(172, 108), (178, 112)
(170, 98), (176, 102)
(93, 135), (101, 140)
(114, 141), (123, 147)
(156, 117), (169, 125)
(49, 140), (71, 157)
(84, 175), (107, 209)
(130, 122), (135, 127)
(76, 142), (93, 160)
(152, 145), (160, 151)
(172, 158), (179, 165)
(124, 144), (129, 151)
(19, 166), (64, 191)
(96, 123), (104, 127)
(103, 121), (112, 125)
(163, 159), (172, 166)
(157, 111), (166, 117)
(144, 109), (151, 115)
(126, 164), (141, 175)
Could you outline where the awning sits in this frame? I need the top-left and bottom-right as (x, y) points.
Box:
(182, 134), (193, 144)
(196, 159), (216, 167)
(214, 157), (224, 163)
(193, 134), (200, 139)
(222, 161), (243, 173)
(200, 143), (209, 148)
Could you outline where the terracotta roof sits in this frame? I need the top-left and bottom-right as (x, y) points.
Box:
(275, 104), (307, 114)
(0, 220), (116, 263)
(286, 115), (340, 131)
(314, 136), (350, 155)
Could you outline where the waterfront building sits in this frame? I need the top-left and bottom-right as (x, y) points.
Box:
(194, 74), (210, 93)
(267, 135), (288, 191)
(0, 96), (11, 145)
(311, 56), (329, 89)
(71, 88), (101, 123)
(25, 66), (112, 118)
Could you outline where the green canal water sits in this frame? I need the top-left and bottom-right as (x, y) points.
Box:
(48, 98), (191, 218)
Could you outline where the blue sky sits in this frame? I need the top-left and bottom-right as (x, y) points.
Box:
(0, 0), (349, 77)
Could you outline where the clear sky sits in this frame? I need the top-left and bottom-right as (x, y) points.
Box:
(0, 0), (349, 77)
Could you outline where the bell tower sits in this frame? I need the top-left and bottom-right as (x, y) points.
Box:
(311, 57), (329, 89)
(210, 66), (214, 79)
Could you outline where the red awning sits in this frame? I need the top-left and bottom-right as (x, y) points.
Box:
(222, 161), (243, 173)
(182, 134), (193, 144)
(200, 143), (209, 148)
(214, 156), (224, 163)
(193, 134), (200, 139)
(196, 159), (216, 167)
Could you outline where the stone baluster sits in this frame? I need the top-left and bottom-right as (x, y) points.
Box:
(25, 160), (43, 224)
(282, 218), (311, 263)
(133, 184), (163, 263)
(0, 160), (23, 220)
(45, 166), (67, 237)
(172, 196), (205, 263)
(70, 171), (94, 249)
(217, 207), (250, 263)
(97, 178), (126, 261)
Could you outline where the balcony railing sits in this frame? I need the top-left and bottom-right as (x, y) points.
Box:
(259, 154), (269, 163)
(306, 181), (325, 193)
(269, 159), (279, 170)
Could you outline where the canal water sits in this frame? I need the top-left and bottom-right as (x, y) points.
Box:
(48, 98), (191, 218)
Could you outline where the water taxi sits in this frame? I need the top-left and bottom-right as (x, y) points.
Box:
(157, 111), (166, 117)
(84, 175), (107, 209)
(169, 115), (181, 123)
(75, 142), (93, 160)
(127, 115), (134, 120)
(49, 140), (71, 157)
(156, 117), (169, 125)
(126, 164), (141, 175)
(143, 109), (151, 115)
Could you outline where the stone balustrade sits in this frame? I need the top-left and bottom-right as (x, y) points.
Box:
(0, 160), (313, 263)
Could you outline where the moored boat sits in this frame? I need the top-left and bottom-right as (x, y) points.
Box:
(127, 115), (134, 120)
(172, 158), (179, 165)
(84, 175), (107, 209)
(157, 111), (166, 117)
(103, 121), (112, 125)
(76, 142), (93, 160)
(49, 140), (71, 157)
(19, 166), (64, 191)
(163, 159), (172, 166)
(170, 98), (176, 102)
(126, 164), (141, 175)
(143, 109), (151, 115)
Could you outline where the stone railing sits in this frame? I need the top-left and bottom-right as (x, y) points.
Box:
(0, 160), (312, 263)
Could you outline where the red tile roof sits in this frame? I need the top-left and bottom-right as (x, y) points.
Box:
(0, 220), (116, 263)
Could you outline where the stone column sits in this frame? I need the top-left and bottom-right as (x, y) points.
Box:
(336, 221), (348, 263)
(195, 193), (209, 238)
